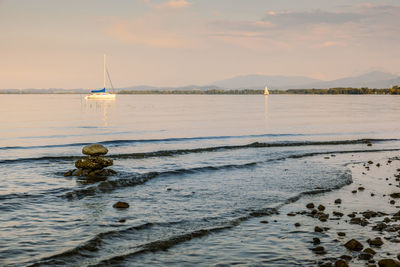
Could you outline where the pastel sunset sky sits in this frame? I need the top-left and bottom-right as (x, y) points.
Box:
(1, 0), (400, 89)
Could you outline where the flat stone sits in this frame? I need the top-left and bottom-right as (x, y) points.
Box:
(82, 144), (108, 156)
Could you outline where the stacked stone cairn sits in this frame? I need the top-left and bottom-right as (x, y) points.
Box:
(64, 144), (116, 177)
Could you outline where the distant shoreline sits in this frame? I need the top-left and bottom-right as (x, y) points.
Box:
(1, 87), (399, 95)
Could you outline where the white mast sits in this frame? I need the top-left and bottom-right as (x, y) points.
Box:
(103, 53), (106, 88)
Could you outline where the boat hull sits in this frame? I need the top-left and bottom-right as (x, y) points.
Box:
(85, 93), (116, 100)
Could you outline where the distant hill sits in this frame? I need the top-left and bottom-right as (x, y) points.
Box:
(1, 71), (399, 93)
(212, 74), (320, 90)
(301, 71), (400, 89)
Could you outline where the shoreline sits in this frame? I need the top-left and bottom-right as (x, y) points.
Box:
(268, 151), (400, 266)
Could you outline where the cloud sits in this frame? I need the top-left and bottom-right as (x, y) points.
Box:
(262, 10), (364, 27)
(143, 0), (190, 9)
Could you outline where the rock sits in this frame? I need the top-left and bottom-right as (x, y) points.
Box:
(367, 143), (372, 147)
(119, 219), (126, 223)
(352, 190), (357, 194)
(364, 248), (377, 255)
(315, 226), (324, 232)
(260, 220), (269, 224)
(372, 222), (387, 231)
(335, 259), (349, 267)
(371, 193), (376, 197)
(287, 212), (296, 216)
(82, 144), (108, 156)
(311, 246), (326, 254)
(350, 217), (369, 226)
(313, 237), (321, 244)
(368, 237), (383, 247)
(64, 170), (73, 177)
(337, 232), (346, 237)
(335, 198), (342, 204)
(359, 186), (365, 191)
(383, 217), (392, 223)
(359, 253), (373, 260)
(294, 222), (301, 227)
(377, 163), (381, 167)
(333, 211), (344, 217)
(378, 259), (400, 267)
(340, 255), (352, 261)
(348, 212), (357, 218)
(344, 239), (364, 251)
(398, 254), (400, 261)
(320, 262), (332, 267)
(318, 204), (326, 211)
(75, 156), (113, 170)
(368, 161), (374, 164)
(390, 193), (400, 199)
(306, 203), (315, 209)
(113, 201), (129, 209)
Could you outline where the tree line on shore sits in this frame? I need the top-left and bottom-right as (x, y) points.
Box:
(1, 86), (400, 95)
(118, 86), (400, 95)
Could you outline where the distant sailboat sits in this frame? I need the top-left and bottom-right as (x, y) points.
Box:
(264, 85), (269, 95)
(85, 54), (116, 100)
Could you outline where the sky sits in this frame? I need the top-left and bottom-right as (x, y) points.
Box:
(1, 0), (400, 89)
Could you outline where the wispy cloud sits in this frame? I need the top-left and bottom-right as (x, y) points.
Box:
(143, 0), (190, 9)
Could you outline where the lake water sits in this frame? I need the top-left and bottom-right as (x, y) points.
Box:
(0, 94), (400, 266)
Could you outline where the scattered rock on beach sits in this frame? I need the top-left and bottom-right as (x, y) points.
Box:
(364, 248), (376, 255)
(377, 259), (400, 267)
(390, 193), (400, 199)
(344, 239), (364, 251)
(334, 259), (349, 267)
(315, 226), (324, 232)
(335, 198), (342, 204)
(318, 204), (326, 211)
(337, 232), (346, 237)
(368, 237), (383, 247)
(306, 203), (315, 209)
(313, 237), (321, 244)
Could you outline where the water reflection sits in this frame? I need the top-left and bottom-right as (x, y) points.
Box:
(264, 95), (269, 121)
(81, 97), (116, 127)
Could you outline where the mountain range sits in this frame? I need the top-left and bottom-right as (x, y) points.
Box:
(1, 71), (399, 93)
(210, 71), (400, 90)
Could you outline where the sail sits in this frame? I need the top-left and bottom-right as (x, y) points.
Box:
(91, 88), (106, 93)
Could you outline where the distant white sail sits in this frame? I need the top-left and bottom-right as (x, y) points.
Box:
(264, 86), (269, 95)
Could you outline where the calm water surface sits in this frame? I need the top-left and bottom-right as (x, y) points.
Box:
(0, 95), (399, 266)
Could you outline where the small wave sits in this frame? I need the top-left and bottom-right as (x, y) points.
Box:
(1, 138), (394, 165)
(64, 162), (259, 200)
(1, 132), (395, 151)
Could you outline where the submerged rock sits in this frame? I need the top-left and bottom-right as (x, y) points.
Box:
(82, 144), (108, 156)
(113, 201), (130, 209)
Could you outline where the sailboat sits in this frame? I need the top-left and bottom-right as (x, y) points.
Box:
(264, 85), (269, 95)
(85, 54), (116, 100)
